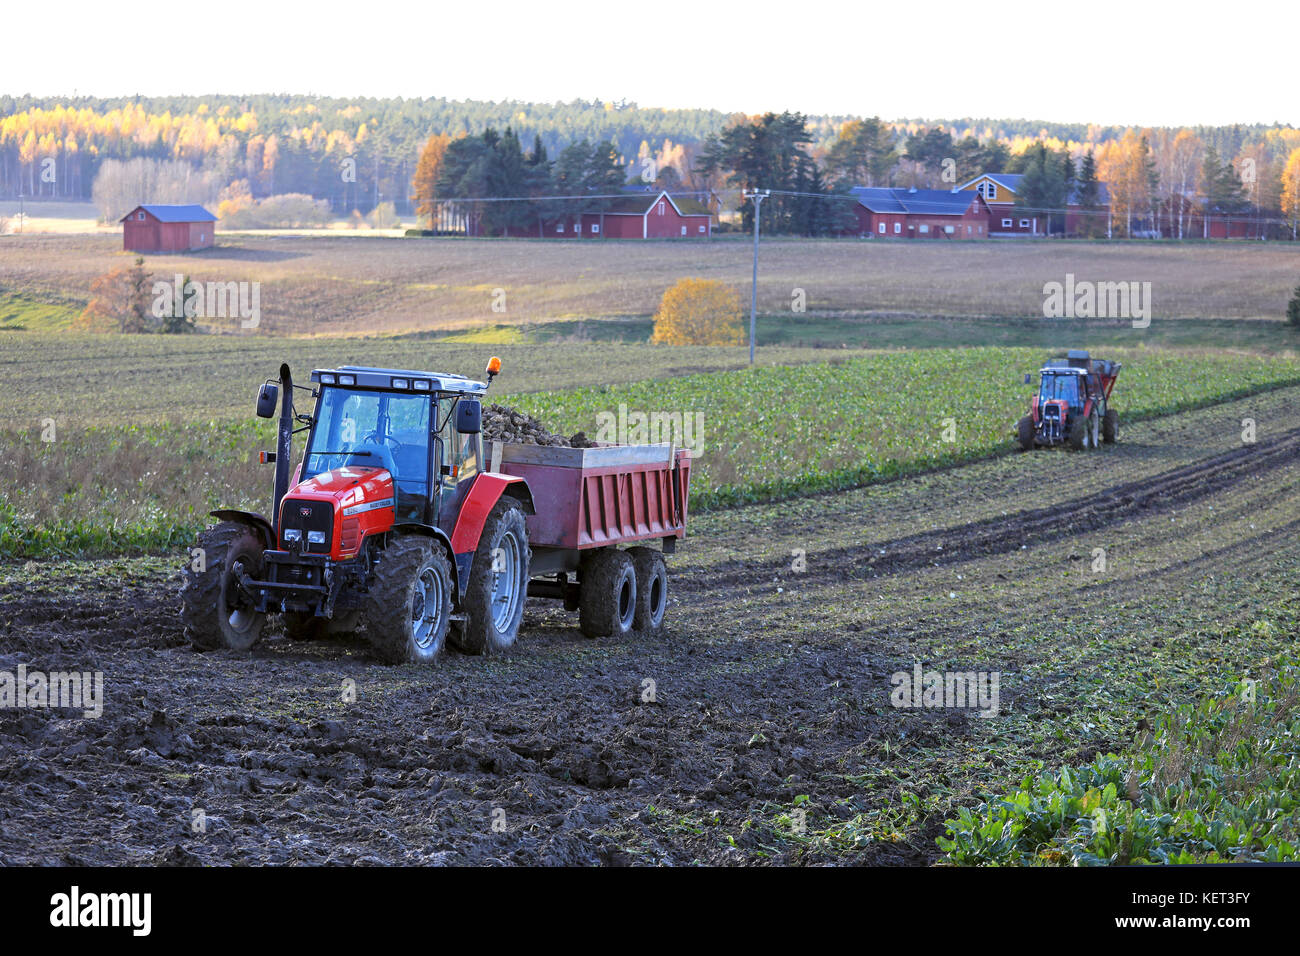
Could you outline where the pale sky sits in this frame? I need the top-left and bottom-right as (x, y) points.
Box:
(3, 0), (1294, 127)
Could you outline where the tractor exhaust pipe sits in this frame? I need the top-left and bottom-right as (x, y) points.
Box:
(273, 363), (293, 523)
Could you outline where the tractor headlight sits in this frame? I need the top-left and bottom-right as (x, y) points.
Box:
(283, 529), (302, 542)
(338, 374), (355, 386)
(391, 377), (409, 389)
(319, 373), (336, 384)
(307, 531), (326, 545)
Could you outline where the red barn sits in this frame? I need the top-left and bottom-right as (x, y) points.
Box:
(849, 187), (990, 238)
(120, 204), (217, 253)
(464, 190), (712, 239)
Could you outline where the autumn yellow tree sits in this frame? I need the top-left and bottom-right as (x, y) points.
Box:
(651, 278), (744, 346)
(1280, 148), (1300, 239)
(411, 133), (451, 227)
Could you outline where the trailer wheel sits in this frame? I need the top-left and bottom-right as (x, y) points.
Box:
(365, 536), (452, 664)
(1017, 415), (1036, 451)
(1103, 408), (1119, 444)
(181, 521), (267, 651)
(579, 548), (637, 639)
(628, 547), (668, 636)
(1069, 417), (1087, 451)
(451, 498), (530, 655)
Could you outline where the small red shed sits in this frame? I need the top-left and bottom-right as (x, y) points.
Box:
(120, 204), (217, 253)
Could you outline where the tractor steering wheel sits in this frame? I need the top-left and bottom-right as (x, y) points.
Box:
(362, 431), (403, 451)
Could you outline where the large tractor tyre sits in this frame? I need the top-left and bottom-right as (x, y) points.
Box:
(283, 609), (361, 641)
(450, 498), (531, 655)
(1017, 415), (1036, 451)
(181, 521), (267, 652)
(1103, 408), (1119, 444)
(364, 536), (452, 664)
(1069, 417), (1088, 451)
(578, 548), (637, 639)
(627, 547), (668, 637)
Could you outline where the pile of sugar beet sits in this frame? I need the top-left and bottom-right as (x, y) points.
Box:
(481, 403), (594, 448)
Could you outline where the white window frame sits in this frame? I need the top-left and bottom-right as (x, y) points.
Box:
(556, 223), (564, 233)
(945, 225), (956, 234)
(919, 224), (930, 234)
(893, 222), (901, 234)
(138, 211), (145, 220)
(591, 223), (599, 234)
(698, 225), (706, 233)
(1002, 218), (1013, 228)
(1019, 219), (1030, 228)
(657, 202), (665, 216)
(878, 222), (886, 234)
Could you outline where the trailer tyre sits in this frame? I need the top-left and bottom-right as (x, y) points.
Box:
(628, 547), (668, 636)
(365, 536), (452, 664)
(451, 498), (530, 655)
(1103, 408), (1119, 444)
(1017, 415), (1036, 451)
(181, 521), (267, 652)
(579, 548), (637, 639)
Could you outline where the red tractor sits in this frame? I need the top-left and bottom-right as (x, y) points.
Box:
(1018, 350), (1121, 451)
(181, 359), (691, 663)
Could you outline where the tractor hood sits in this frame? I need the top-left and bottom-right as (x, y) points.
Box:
(289, 465), (394, 511)
(278, 466), (395, 557)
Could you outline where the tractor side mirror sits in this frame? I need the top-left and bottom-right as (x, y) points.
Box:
(455, 398), (482, 434)
(1024, 373), (1032, 385)
(256, 383), (279, 418)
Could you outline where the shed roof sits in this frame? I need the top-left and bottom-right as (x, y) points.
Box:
(121, 204), (217, 223)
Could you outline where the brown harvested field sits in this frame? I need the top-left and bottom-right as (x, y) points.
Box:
(2, 234), (1299, 335)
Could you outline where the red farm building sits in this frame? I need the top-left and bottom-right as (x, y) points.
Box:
(120, 204), (217, 253)
(848, 187), (991, 239)
(456, 190), (712, 239)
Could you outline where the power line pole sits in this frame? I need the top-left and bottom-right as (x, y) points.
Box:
(743, 188), (769, 365)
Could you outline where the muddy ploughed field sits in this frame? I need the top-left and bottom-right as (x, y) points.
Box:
(1, 389), (1298, 865)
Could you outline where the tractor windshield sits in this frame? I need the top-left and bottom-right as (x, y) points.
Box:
(1039, 373), (1081, 409)
(303, 387), (431, 518)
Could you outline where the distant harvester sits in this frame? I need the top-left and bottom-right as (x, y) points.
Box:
(120, 203), (217, 253)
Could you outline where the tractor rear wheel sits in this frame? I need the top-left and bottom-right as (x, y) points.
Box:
(364, 536), (452, 664)
(628, 547), (668, 637)
(579, 548), (637, 639)
(181, 521), (267, 651)
(1017, 415), (1036, 451)
(1103, 408), (1119, 444)
(450, 498), (530, 655)
(1069, 417), (1088, 451)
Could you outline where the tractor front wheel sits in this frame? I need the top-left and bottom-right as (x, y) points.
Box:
(1017, 415), (1036, 451)
(1069, 417), (1088, 451)
(365, 536), (452, 664)
(1103, 408), (1119, 444)
(181, 521), (267, 651)
(451, 498), (531, 655)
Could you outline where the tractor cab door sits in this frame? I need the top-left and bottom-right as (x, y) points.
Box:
(433, 396), (482, 535)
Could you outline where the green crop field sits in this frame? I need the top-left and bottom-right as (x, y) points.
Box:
(3, 346), (1298, 559)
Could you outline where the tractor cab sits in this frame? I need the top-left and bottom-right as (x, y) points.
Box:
(289, 365), (490, 544)
(1038, 368), (1085, 413)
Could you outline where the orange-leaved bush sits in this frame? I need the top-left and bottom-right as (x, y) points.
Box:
(651, 278), (745, 346)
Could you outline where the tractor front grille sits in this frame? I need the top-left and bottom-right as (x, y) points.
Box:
(280, 498), (334, 554)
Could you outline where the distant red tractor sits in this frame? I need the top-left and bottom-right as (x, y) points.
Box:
(1018, 350), (1121, 451)
(181, 358), (691, 663)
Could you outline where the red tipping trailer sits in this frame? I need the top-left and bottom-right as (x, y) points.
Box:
(486, 440), (691, 638)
